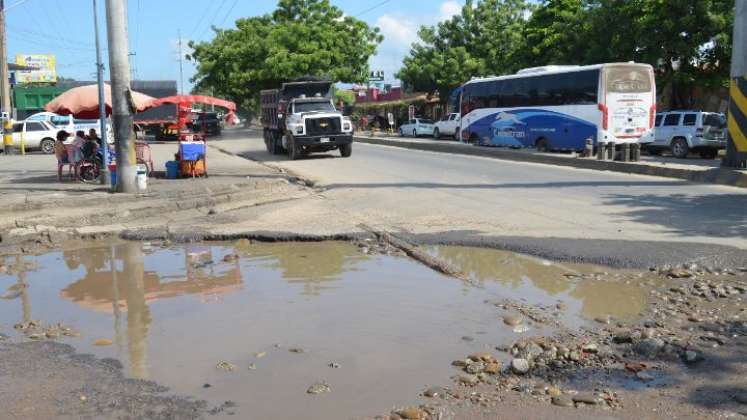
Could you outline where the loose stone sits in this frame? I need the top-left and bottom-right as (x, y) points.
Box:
(307, 381), (331, 395)
(424, 386), (444, 398)
(552, 395), (575, 407)
(511, 358), (530, 375)
(458, 374), (479, 386)
(503, 315), (523, 326)
(398, 407), (426, 419)
(573, 393), (599, 405)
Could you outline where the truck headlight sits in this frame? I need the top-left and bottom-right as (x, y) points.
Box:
(296, 125), (304, 135)
(343, 118), (352, 132)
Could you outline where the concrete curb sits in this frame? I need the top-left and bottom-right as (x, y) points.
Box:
(354, 136), (747, 189)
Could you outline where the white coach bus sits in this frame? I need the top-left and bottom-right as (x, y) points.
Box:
(459, 62), (656, 151)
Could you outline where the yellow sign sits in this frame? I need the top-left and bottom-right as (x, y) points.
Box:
(15, 54), (57, 83)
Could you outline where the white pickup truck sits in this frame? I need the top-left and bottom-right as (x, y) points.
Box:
(433, 113), (461, 140)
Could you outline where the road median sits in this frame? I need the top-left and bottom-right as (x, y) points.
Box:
(354, 135), (747, 189)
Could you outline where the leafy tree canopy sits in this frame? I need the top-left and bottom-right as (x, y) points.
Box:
(397, 0), (532, 103)
(399, 0), (734, 108)
(188, 0), (382, 113)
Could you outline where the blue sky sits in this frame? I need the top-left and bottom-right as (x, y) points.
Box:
(6, 0), (466, 89)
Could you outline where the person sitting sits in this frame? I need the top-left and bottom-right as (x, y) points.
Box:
(81, 134), (99, 163)
(88, 128), (103, 148)
(54, 130), (71, 181)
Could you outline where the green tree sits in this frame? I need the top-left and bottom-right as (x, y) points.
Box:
(397, 0), (532, 103)
(188, 0), (382, 114)
(522, 0), (734, 108)
(519, 0), (587, 67)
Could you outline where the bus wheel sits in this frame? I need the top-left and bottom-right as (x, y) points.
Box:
(536, 138), (550, 152)
(469, 134), (479, 145)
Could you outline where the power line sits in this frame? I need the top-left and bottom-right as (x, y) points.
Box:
(7, 32), (97, 52)
(189, 1), (216, 40)
(2, 0), (31, 12)
(217, 0), (239, 28)
(354, 0), (391, 17)
(197, 0), (229, 39)
(6, 24), (95, 50)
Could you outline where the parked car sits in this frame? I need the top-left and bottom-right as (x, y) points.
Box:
(649, 111), (727, 159)
(399, 118), (435, 137)
(11, 120), (58, 154)
(25, 112), (114, 144)
(433, 113), (461, 140)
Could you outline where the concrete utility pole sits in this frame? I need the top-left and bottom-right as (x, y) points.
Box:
(723, 0), (747, 168)
(93, 0), (110, 185)
(105, 0), (137, 192)
(0, 0), (12, 155)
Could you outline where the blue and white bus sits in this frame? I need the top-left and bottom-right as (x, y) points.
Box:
(459, 63), (656, 151)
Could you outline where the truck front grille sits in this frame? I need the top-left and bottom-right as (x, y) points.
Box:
(305, 118), (341, 136)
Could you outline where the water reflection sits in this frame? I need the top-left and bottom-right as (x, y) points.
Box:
(245, 242), (368, 296)
(0, 256), (33, 323)
(432, 246), (646, 320)
(60, 243), (243, 379)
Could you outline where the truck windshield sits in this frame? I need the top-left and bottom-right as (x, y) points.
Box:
(294, 101), (335, 113)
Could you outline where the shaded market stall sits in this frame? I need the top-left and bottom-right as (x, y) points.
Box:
(149, 95), (237, 179)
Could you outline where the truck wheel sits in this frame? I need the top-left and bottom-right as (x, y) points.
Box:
(287, 135), (301, 160)
(433, 128), (441, 139)
(671, 138), (689, 159)
(339, 143), (352, 158)
(272, 134), (284, 155)
(699, 149), (718, 159)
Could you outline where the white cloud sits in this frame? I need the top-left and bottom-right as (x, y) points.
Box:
(439, 1), (461, 21)
(369, 2), (464, 83)
(375, 14), (419, 46)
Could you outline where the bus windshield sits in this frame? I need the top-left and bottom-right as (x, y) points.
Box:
(605, 66), (652, 93)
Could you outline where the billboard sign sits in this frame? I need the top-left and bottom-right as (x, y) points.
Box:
(368, 71), (384, 82)
(15, 54), (57, 83)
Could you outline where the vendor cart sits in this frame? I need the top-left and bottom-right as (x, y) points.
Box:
(149, 96), (237, 179)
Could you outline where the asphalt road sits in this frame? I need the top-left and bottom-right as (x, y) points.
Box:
(210, 128), (747, 268)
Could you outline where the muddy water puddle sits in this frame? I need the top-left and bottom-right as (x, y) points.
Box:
(429, 246), (649, 323)
(0, 241), (648, 419)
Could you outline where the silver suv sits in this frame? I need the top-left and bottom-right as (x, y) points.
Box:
(649, 111), (727, 159)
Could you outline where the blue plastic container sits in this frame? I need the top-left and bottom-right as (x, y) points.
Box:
(179, 142), (206, 161)
(166, 161), (179, 179)
(108, 165), (117, 188)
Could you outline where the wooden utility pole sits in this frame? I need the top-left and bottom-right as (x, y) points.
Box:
(0, 0), (12, 155)
(105, 0), (137, 192)
(723, 0), (747, 168)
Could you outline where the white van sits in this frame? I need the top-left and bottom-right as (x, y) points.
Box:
(25, 112), (114, 144)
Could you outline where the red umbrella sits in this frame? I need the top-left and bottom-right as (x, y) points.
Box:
(44, 84), (156, 119)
